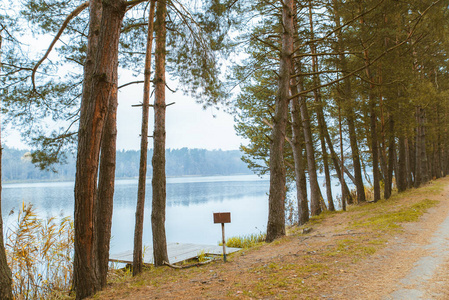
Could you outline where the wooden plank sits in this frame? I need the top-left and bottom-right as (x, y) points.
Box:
(109, 242), (240, 265)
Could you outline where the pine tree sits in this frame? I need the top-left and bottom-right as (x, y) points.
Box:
(133, 0), (155, 276)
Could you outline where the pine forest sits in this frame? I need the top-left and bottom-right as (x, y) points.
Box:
(1, 0), (449, 299)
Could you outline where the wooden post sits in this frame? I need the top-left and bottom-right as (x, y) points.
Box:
(221, 223), (227, 262)
(213, 212), (231, 263)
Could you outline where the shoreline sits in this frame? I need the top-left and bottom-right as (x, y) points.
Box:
(2, 173), (261, 185)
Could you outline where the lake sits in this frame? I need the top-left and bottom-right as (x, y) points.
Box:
(1, 174), (350, 254)
(1, 175), (270, 254)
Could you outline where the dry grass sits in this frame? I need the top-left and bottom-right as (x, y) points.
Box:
(5, 202), (74, 299)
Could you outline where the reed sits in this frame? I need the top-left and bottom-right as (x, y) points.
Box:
(5, 202), (74, 299)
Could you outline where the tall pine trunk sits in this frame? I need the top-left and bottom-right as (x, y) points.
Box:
(290, 1), (308, 226)
(298, 75), (322, 216)
(0, 121), (12, 300)
(362, 34), (380, 202)
(0, 32), (13, 297)
(419, 108), (429, 183)
(384, 116), (395, 199)
(266, 0), (294, 242)
(308, 2), (333, 211)
(409, 138), (416, 187)
(397, 135), (407, 192)
(415, 106), (423, 187)
(73, 0), (125, 298)
(369, 94), (380, 202)
(323, 122), (353, 204)
(290, 79), (309, 225)
(333, 0), (365, 203)
(151, 0), (169, 265)
(95, 72), (118, 288)
(338, 105), (347, 210)
(133, 0), (155, 275)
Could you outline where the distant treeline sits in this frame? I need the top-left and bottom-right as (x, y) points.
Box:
(2, 147), (252, 182)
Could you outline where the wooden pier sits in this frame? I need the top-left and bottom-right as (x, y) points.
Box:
(109, 242), (240, 265)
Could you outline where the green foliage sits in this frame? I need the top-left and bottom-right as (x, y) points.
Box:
(196, 250), (207, 262)
(5, 203), (74, 299)
(220, 233), (266, 249)
(2, 0), (233, 171)
(350, 199), (439, 231)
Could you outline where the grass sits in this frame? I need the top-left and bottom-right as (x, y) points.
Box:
(349, 198), (439, 231)
(220, 232), (266, 249)
(91, 178), (449, 299)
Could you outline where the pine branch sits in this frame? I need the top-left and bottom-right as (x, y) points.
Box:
(31, 1), (89, 92)
(293, 0), (386, 53)
(289, 0), (442, 100)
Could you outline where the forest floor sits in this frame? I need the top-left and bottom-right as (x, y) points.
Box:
(91, 176), (449, 299)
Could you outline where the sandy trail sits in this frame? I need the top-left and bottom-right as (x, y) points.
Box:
(326, 181), (449, 300)
(388, 209), (449, 299)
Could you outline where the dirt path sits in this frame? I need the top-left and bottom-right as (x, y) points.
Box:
(326, 179), (449, 300)
(389, 209), (449, 299)
(96, 178), (449, 299)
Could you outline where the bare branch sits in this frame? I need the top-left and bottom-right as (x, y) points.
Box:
(118, 80), (144, 89)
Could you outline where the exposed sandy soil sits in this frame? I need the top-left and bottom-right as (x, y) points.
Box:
(93, 177), (449, 299)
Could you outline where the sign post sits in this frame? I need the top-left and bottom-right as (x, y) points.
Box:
(213, 212), (231, 262)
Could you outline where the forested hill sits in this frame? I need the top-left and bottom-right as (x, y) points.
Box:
(2, 147), (252, 182)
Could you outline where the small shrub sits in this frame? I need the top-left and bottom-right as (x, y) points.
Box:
(219, 233), (266, 248)
(197, 250), (207, 262)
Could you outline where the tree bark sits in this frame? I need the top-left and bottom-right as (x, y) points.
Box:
(347, 111), (365, 203)
(339, 105), (347, 211)
(419, 108), (429, 183)
(408, 137), (415, 188)
(414, 106), (422, 187)
(151, 0), (169, 265)
(0, 150), (12, 300)
(370, 94), (380, 202)
(290, 84), (309, 225)
(362, 36), (380, 202)
(323, 123), (353, 205)
(95, 74), (118, 288)
(308, 2), (333, 211)
(0, 32), (13, 298)
(266, 0), (294, 242)
(397, 135), (407, 192)
(133, 0), (155, 276)
(73, 0), (125, 298)
(333, 0), (365, 203)
(298, 78), (322, 216)
(290, 0), (308, 226)
(317, 102), (333, 211)
(384, 116), (394, 199)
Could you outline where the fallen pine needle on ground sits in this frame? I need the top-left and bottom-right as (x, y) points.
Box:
(90, 177), (449, 300)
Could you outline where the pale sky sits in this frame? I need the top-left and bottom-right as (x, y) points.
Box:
(3, 73), (244, 151)
(116, 72), (243, 151)
(2, 16), (245, 151)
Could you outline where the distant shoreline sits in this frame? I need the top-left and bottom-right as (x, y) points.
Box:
(2, 173), (259, 185)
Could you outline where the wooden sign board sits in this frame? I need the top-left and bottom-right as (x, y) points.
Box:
(213, 212), (231, 224)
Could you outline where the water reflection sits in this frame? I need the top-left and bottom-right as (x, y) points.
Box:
(2, 174), (351, 254)
(2, 175), (270, 253)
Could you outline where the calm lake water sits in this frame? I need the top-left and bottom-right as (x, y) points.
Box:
(1, 175), (270, 254)
(1, 174), (351, 254)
